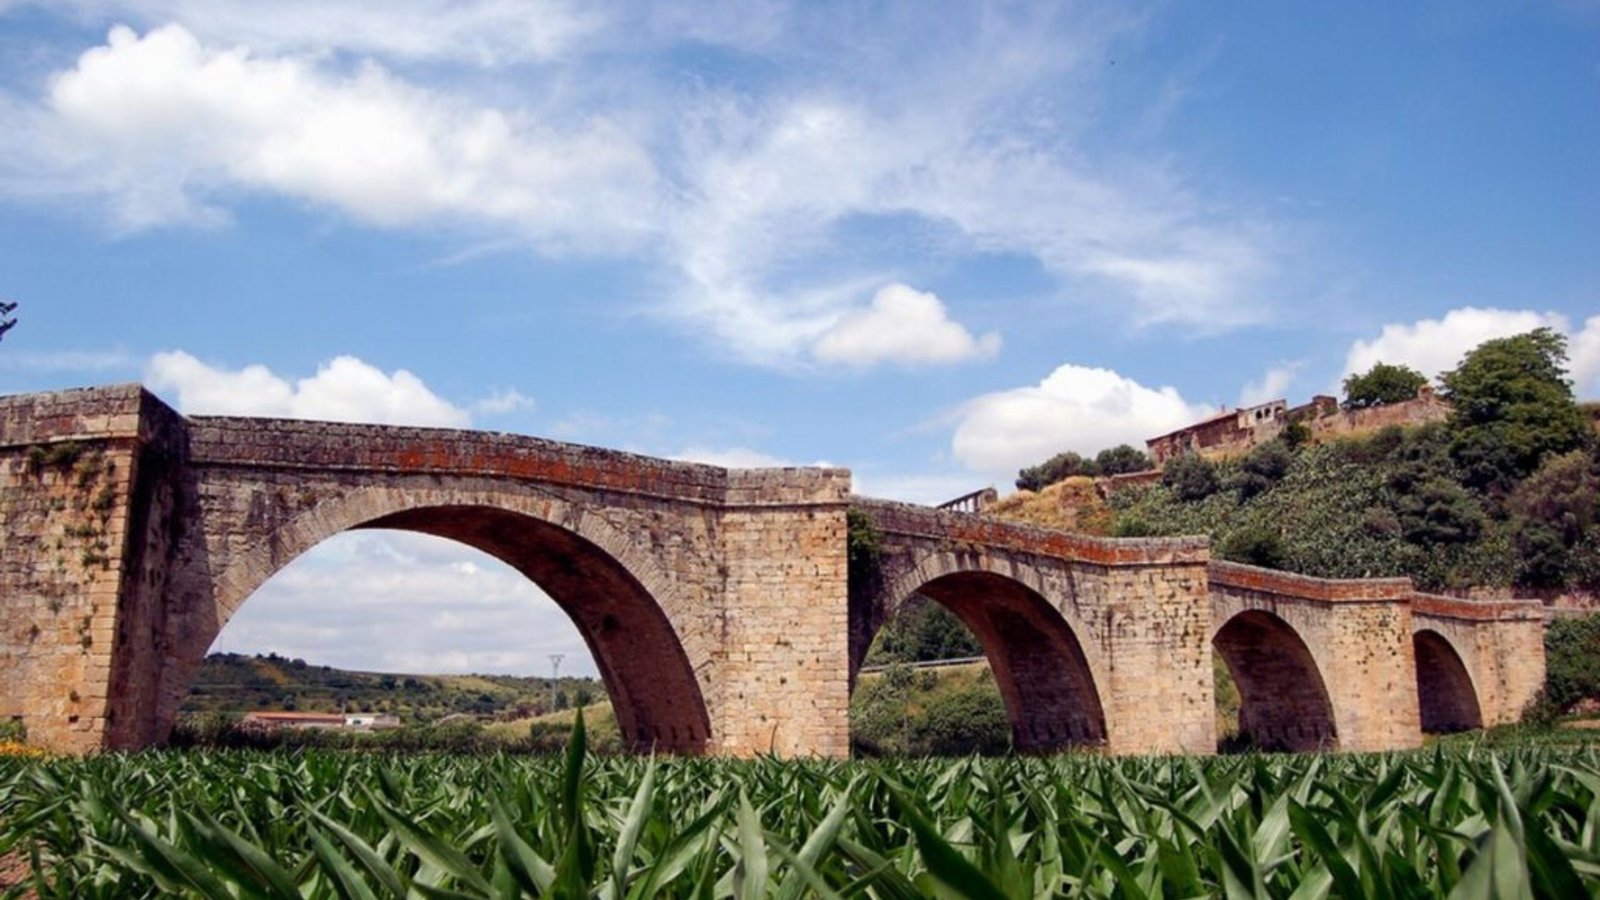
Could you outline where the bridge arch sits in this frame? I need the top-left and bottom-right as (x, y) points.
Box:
(861, 551), (1108, 752)
(1413, 629), (1483, 734)
(1211, 610), (1338, 751)
(178, 481), (712, 753)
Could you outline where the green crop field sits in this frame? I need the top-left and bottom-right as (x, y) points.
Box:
(4, 722), (1600, 898)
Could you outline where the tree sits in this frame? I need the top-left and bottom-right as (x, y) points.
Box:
(1094, 444), (1153, 475)
(1016, 451), (1097, 491)
(1162, 453), (1219, 502)
(1508, 450), (1599, 588)
(1342, 362), (1427, 410)
(1441, 328), (1591, 492)
(1235, 440), (1293, 501)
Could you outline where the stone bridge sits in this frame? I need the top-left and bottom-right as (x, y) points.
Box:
(0, 386), (1546, 756)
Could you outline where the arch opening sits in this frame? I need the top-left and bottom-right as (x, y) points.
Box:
(852, 570), (1106, 755)
(1413, 630), (1483, 734)
(1212, 611), (1338, 752)
(182, 503), (711, 754)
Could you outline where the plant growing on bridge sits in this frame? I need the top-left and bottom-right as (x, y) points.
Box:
(846, 507), (883, 597)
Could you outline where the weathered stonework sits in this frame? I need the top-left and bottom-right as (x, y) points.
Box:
(0, 385), (1547, 757)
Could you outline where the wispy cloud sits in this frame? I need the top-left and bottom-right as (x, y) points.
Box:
(1, 3), (1283, 368)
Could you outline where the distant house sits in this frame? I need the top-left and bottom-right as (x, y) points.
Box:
(241, 711), (401, 731)
(1146, 388), (1449, 466)
(1147, 400), (1289, 466)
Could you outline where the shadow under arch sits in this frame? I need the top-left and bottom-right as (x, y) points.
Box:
(1413, 630), (1483, 734)
(856, 563), (1107, 753)
(1212, 610), (1338, 752)
(180, 489), (712, 754)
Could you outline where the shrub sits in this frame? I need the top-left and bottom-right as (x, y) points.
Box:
(1162, 453), (1220, 502)
(1217, 525), (1288, 569)
(1542, 614), (1600, 713)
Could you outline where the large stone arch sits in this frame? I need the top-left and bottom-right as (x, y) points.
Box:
(1211, 610), (1338, 751)
(861, 550), (1108, 752)
(173, 481), (712, 753)
(1413, 629), (1483, 734)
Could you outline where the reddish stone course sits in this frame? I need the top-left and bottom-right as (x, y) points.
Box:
(852, 496), (1209, 567)
(1410, 592), (1545, 622)
(1208, 560), (1412, 602)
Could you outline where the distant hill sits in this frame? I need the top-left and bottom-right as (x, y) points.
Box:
(182, 652), (604, 724)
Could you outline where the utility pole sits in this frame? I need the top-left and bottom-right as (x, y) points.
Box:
(548, 653), (564, 712)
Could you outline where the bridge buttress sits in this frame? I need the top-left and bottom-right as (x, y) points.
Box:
(1078, 557), (1216, 756)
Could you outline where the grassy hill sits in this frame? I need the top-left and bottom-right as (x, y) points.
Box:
(183, 652), (605, 724)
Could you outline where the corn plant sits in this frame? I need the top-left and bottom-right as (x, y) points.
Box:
(3, 718), (1600, 898)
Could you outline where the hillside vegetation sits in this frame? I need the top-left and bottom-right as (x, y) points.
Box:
(183, 652), (604, 723)
(1014, 328), (1600, 596)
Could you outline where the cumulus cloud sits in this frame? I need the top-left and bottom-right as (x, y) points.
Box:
(951, 363), (1212, 483)
(810, 283), (999, 367)
(212, 531), (597, 675)
(1342, 307), (1600, 398)
(1, 7), (1283, 367)
(9, 24), (656, 240)
(147, 351), (471, 426)
(16, 0), (598, 65)
(1239, 362), (1302, 407)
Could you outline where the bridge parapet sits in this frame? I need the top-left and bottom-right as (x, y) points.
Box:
(851, 496), (1209, 566)
(189, 415), (851, 508)
(1208, 560), (1412, 602)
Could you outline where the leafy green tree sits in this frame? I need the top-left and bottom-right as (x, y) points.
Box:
(1508, 450), (1599, 588)
(1162, 453), (1219, 502)
(1342, 362), (1428, 409)
(1094, 444), (1152, 475)
(1016, 451), (1098, 491)
(1441, 328), (1591, 492)
(1235, 440), (1293, 501)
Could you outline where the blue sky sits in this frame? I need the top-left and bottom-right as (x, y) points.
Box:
(2, 1), (1597, 677)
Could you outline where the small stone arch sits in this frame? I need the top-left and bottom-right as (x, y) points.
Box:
(1413, 629), (1483, 734)
(862, 550), (1107, 752)
(179, 482), (712, 753)
(1212, 610), (1338, 751)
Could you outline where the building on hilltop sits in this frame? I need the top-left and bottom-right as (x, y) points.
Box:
(1146, 387), (1450, 466)
(1147, 399), (1290, 466)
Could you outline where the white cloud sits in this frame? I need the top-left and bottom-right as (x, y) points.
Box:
(951, 363), (1212, 483)
(1342, 307), (1562, 382)
(1342, 307), (1600, 398)
(211, 531), (596, 676)
(147, 350), (471, 426)
(9, 24), (657, 240)
(1, 8), (1282, 367)
(667, 83), (1276, 365)
(471, 388), (535, 416)
(17, 0), (599, 65)
(1239, 361), (1301, 407)
(1571, 315), (1600, 398)
(810, 283), (999, 367)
